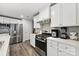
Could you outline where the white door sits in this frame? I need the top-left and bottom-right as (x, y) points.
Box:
(51, 4), (62, 27)
(62, 3), (76, 26)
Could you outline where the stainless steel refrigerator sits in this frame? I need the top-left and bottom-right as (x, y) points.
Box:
(9, 24), (23, 45)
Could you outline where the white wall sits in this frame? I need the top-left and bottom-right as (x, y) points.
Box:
(22, 19), (32, 42)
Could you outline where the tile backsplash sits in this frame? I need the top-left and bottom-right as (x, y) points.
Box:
(40, 23), (51, 33)
(67, 26), (79, 37)
(51, 26), (79, 38)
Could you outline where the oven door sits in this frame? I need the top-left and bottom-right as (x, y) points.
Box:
(35, 38), (47, 56)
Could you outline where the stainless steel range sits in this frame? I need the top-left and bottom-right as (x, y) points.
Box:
(35, 33), (51, 56)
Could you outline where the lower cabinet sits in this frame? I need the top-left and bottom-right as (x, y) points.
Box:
(47, 46), (57, 56)
(58, 43), (76, 56)
(30, 34), (36, 47)
(47, 39), (58, 56)
(58, 49), (73, 56)
(47, 38), (77, 56)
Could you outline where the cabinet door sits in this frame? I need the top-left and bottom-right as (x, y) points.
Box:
(47, 44), (57, 56)
(62, 3), (76, 26)
(30, 34), (33, 46)
(9, 19), (17, 24)
(47, 40), (57, 56)
(58, 49), (73, 56)
(0, 17), (3, 23)
(51, 4), (62, 27)
(76, 3), (79, 25)
(30, 34), (35, 47)
(3, 17), (10, 24)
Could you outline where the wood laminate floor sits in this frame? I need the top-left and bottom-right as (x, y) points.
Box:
(10, 41), (40, 56)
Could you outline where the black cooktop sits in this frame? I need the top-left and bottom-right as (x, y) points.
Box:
(36, 33), (52, 40)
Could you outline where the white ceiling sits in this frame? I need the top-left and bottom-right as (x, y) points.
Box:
(0, 3), (49, 20)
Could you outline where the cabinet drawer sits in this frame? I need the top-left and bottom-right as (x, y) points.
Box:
(58, 49), (73, 56)
(47, 40), (57, 46)
(59, 43), (76, 55)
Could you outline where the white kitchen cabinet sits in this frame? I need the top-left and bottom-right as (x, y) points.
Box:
(0, 17), (4, 23)
(47, 39), (58, 56)
(47, 37), (79, 56)
(47, 45), (57, 56)
(0, 16), (19, 24)
(62, 3), (76, 26)
(76, 3), (79, 26)
(51, 3), (77, 27)
(13, 19), (18, 24)
(34, 15), (40, 28)
(58, 49), (73, 56)
(58, 43), (76, 56)
(9, 19), (18, 24)
(51, 4), (62, 27)
(3, 17), (10, 24)
(58, 43), (76, 55)
(30, 34), (36, 47)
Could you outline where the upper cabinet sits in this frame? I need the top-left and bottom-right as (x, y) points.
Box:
(3, 17), (10, 24)
(0, 16), (3, 23)
(51, 3), (77, 27)
(76, 4), (79, 25)
(51, 4), (62, 27)
(62, 3), (76, 26)
(9, 19), (18, 24)
(0, 16), (21, 24)
(33, 5), (50, 28)
(33, 15), (40, 28)
(39, 6), (50, 21)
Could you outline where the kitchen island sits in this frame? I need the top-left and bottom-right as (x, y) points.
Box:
(0, 34), (10, 56)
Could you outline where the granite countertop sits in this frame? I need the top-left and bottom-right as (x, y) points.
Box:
(47, 37), (79, 47)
